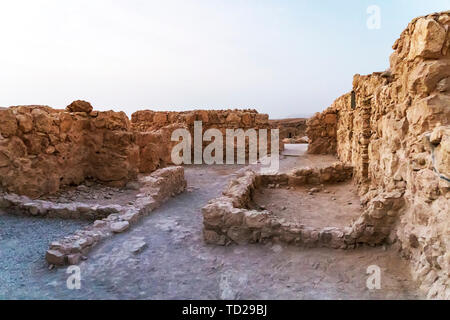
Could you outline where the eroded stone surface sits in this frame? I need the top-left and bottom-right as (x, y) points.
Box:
(306, 11), (450, 299)
(131, 109), (283, 162)
(0, 103), (169, 198)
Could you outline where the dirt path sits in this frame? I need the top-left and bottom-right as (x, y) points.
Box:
(0, 146), (423, 300)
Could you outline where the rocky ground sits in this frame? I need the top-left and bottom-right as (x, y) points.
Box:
(0, 146), (423, 299)
(251, 181), (363, 229)
(40, 182), (141, 206)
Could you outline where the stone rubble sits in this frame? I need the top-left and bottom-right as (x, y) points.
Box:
(0, 103), (168, 198)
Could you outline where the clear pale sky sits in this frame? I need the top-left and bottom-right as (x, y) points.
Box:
(0, 0), (449, 118)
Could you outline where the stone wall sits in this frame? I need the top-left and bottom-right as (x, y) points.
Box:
(306, 12), (450, 299)
(131, 109), (282, 162)
(0, 105), (281, 198)
(0, 102), (167, 198)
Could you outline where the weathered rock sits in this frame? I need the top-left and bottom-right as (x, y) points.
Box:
(110, 221), (130, 233)
(66, 100), (93, 114)
(0, 102), (164, 198)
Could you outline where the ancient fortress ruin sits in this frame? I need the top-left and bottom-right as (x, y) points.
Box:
(0, 12), (448, 300)
(203, 12), (450, 299)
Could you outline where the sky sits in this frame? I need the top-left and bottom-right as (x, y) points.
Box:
(0, 0), (449, 119)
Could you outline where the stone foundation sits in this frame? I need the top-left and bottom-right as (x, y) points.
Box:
(203, 164), (398, 249)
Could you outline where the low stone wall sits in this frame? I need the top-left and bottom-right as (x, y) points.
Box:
(203, 164), (398, 249)
(41, 166), (186, 266)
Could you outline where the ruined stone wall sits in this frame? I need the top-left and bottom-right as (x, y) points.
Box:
(131, 109), (282, 161)
(269, 118), (307, 142)
(306, 107), (339, 154)
(203, 165), (359, 249)
(0, 102), (167, 198)
(306, 12), (450, 299)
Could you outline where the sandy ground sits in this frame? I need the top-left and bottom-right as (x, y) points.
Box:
(0, 145), (423, 300)
(252, 181), (363, 228)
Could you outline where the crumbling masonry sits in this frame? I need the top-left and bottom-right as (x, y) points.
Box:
(203, 12), (449, 299)
(306, 12), (450, 299)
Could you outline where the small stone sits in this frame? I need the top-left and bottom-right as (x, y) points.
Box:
(110, 221), (130, 233)
(66, 100), (93, 113)
(74, 238), (89, 249)
(46, 250), (65, 266)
